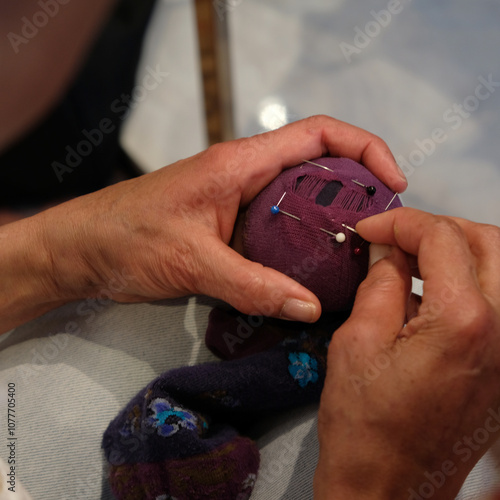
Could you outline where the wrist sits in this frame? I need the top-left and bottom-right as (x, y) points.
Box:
(314, 451), (416, 500)
(314, 421), (466, 500)
(314, 442), (411, 500)
(0, 215), (64, 333)
(0, 203), (98, 334)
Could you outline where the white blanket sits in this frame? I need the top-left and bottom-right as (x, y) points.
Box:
(1, 297), (499, 499)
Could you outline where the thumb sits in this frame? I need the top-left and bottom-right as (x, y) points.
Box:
(344, 244), (412, 344)
(199, 240), (322, 322)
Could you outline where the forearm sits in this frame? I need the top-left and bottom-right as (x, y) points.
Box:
(0, 216), (64, 333)
(0, 202), (99, 334)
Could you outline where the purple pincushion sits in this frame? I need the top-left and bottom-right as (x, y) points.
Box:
(243, 157), (401, 312)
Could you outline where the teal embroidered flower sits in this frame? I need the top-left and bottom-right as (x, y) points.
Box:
(146, 398), (201, 437)
(288, 352), (318, 387)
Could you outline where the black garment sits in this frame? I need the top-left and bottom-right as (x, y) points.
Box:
(0, 0), (158, 207)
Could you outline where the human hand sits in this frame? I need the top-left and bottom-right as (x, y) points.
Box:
(23, 115), (405, 326)
(314, 208), (500, 499)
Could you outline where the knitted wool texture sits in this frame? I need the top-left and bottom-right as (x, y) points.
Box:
(243, 157), (402, 312)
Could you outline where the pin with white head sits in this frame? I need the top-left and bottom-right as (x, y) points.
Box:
(319, 227), (346, 243)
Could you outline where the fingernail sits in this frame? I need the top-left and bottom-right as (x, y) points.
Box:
(369, 243), (392, 268)
(397, 167), (407, 183)
(395, 160), (407, 183)
(281, 299), (317, 323)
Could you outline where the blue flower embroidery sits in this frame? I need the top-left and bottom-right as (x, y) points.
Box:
(288, 352), (319, 388)
(146, 398), (200, 437)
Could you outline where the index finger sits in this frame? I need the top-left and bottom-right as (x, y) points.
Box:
(447, 217), (500, 302)
(356, 207), (482, 309)
(229, 115), (408, 203)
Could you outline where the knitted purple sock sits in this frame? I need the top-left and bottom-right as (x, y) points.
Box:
(103, 158), (402, 499)
(102, 317), (344, 500)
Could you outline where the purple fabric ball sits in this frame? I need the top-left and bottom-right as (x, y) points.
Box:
(243, 157), (402, 312)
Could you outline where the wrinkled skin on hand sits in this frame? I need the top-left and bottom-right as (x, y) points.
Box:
(315, 208), (500, 500)
(12, 115), (404, 331)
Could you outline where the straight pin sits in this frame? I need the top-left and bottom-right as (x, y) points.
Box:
(301, 159), (334, 173)
(279, 210), (301, 221)
(271, 192), (301, 220)
(342, 223), (358, 234)
(385, 192), (398, 211)
(276, 191), (286, 206)
(270, 204), (301, 220)
(351, 179), (376, 196)
(351, 179), (365, 187)
(320, 228), (346, 243)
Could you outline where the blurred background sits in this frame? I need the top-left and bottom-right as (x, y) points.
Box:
(1, 3), (499, 498)
(122, 0), (500, 225)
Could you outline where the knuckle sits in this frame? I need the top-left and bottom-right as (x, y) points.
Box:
(430, 216), (466, 243)
(357, 267), (406, 299)
(454, 296), (496, 343)
(434, 215), (462, 232)
(304, 114), (331, 128)
(199, 141), (239, 172)
(199, 141), (226, 165)
(233, 267), (281, 316)
(238, 269), (267, 300)
(308, 113), (329, 122)
(480, 223), (500, 247)
(368, 133), (390, 149)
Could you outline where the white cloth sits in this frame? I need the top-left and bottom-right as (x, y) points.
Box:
(1, 297), (500, 499)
